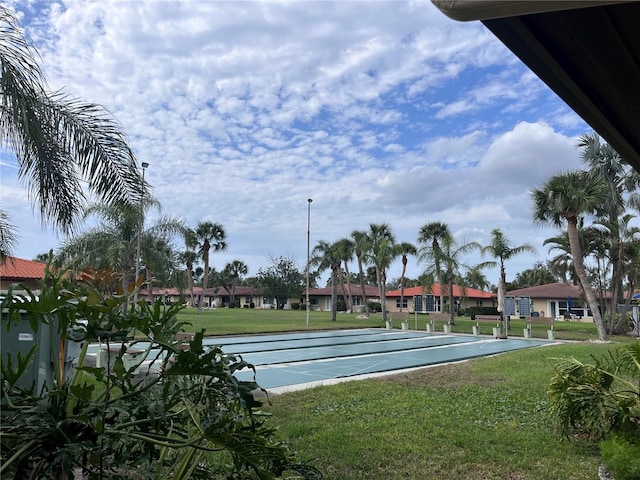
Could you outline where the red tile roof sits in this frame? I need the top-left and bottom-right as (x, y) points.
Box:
(0, 257), (46, 280)
(386, 284), (493, 299)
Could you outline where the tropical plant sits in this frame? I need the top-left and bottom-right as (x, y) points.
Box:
(548, 342), (640, 479)
(311, 240), (342, 321)
(532, 170), (609, 341)
(55, 201), (184, 301)
(178, 248), (199, 307)
(334, 238), (355, 312)
(226, 259), (248, 307)
(187, 221), (227, 313)
(394, 241), (417, 312)
(365, 223), (396, 323)
(351, 229), (370, 315)
(417, 222), (452, 314)
(0, 210), (17, 261)
(0, 5), (141, 252)
(435, 236), (480, 324)
(0, 263), (320, 479)
(510, 261), (558, 289)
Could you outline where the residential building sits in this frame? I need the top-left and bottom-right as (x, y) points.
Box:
(385, 284), (494, 313)
(0, 257), (46, 294)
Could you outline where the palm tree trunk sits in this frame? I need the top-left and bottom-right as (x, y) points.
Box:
(357, 256), (369, 315)
(343, 261), (354, 313)
(568, 217), (607, 341)
(400, 262), (407, 313)
(331, 268), (338, 321)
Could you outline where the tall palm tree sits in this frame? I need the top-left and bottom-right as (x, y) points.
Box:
(0, 6), (141, 249)
(178, 249), (199, 307)
(481, 228), (537, 318)
(423, 235), (479, 324)
(351, 229), (370, 315)
(310, 240), (342, 321)
(394, 241), (417, 312)
(335, 238), (355, 312)
(532, 170), (609, 341)
(189, 221), (227, 314)
(579, 132), (640, 328)
(226, 259), (248, 307)
(366, 223), (396, 323)
(417, 222), (452, 313)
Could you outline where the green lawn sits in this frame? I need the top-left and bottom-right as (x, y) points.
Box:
(176, 307), (602, 341)
(175, 307), (633, 479)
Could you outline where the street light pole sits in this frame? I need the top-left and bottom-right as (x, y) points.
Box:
(306, 198), (313, 326)
(133, 162), (149, 305)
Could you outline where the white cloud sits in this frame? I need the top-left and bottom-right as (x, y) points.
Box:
(3, 1), (592, 286)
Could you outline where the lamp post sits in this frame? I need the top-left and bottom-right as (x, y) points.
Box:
(133, 162), (149, 305)
(306, 198), (313, 326)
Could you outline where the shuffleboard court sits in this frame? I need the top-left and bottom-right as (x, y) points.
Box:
(202, 329), (549, 393)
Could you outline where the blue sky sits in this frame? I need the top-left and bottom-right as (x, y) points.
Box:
(1, 0), (592, 286)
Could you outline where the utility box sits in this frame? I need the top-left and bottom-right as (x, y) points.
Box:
(1, 312), (81, 392)
(1, 312), (55, 392)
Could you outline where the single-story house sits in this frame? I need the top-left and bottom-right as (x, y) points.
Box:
(0, 257), (46, 294)
(305, 284), (380, 312)
(505, 282), (591, 320)
(139, 285), (272, 309)
(385, 284), (494, 313)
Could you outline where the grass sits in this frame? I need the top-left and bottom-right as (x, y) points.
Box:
(175, 307), (602, 341)
(173, 307), (636, 479)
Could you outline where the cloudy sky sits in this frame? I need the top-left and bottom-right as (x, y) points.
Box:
(1, 0), (591, 287)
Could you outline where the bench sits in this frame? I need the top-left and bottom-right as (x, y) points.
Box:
(524, 316), (555, 340)
(473, 315), (503, 337)
(387, 311), (409, 330)
(425, 312), (452, 333)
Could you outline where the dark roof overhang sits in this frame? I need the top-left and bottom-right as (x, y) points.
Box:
(432, 1), (640, 172)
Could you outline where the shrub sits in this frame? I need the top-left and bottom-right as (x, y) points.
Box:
(367, 301), (382, 313)
(336, 299), (347, 312)
(0, 265), (321, 480)
(291, 303), (301, 310)
(469, 306), (500, 320)
(548, 342), (640, 476)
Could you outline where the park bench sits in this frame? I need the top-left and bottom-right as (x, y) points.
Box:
(473, 315), (503, 337)
(387, 311), (409, 330)
(425, 312), (452, 333)
(523, 316), (555, 340)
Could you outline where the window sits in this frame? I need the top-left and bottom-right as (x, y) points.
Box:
(396, 298), (408, 309)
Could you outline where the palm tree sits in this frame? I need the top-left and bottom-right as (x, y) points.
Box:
(0, 211), (17, 262)
(226, 259), (248, 307)
(311, 240), (342, 321)
(422, 235), (479, 324)
(579, 132), (640, 329)
(334, 238), (355, 312)
(56, 201), (184, 302)
(481, 228), (536, 320)
(394, 242), (417, 312)
(464, 264), (491, 291)
(532, 170), (609, 341)
(0, 6), (141, 248)
(417, 222), (452, 314)
(366, 223), (396, 323)
(351, 229), (370, 315)
(189, 221), (227, 313)
(178, 249), (199, 307)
